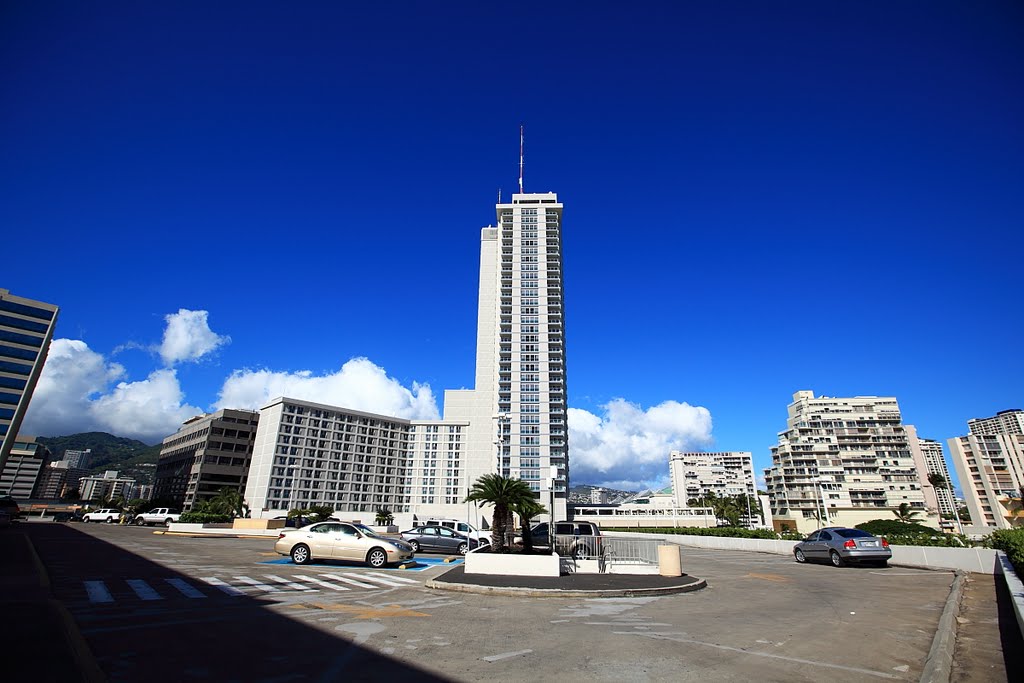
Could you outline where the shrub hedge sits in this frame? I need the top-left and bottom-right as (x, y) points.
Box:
(604, 526), (780, 539)
(989, 528), (1024, 576)
(179, 512), (234, 524)
(855, 519), (969, 547)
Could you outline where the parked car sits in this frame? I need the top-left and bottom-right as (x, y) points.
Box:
(527, 521), (603, 558)
(275, 521), (415, 568)
(424, 518), (490, 546)
(793, 527), (891, 567)
(400, 525), (478, 554)
(0, 496), (19, 523)
(134, 508), (181, 527)
(82, 508), (122, 523)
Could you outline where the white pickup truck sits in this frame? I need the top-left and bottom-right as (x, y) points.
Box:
(134, 508), (181, 526)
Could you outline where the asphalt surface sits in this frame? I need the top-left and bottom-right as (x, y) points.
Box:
(13, 522), (988, 682)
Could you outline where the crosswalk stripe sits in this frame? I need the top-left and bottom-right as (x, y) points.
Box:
(367, 572), (419, 584)
(201, 577), (244, 597)
(293, 574), (351, 591)
(126, 579), (163, 601)
(348, 573), (411, 587)
(318, 572), (376, 589)
(234, 576), (280, 592)
(84, 580), (113, 603)
(263, 574), (317, 591)
(165, 578), (206, 598)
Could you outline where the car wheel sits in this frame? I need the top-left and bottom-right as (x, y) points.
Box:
(83, 517), (90, 523)
(458, 542), (468, 555)
(572, 545), (587, 559)
(291, 544), (311, 565)
(794, 548), (807, 563)
(874, 560), (889, 568)
(408, 540), (420, 552)
(135, 517), (145, 526)
(105, 516), (114, 524)
(829, 550), (844, 567)
(366, 548), (388, 568)
(164, 519), (173, 527)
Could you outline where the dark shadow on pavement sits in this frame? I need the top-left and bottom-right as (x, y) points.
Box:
(11, 523), (452, 682)
(994, 573), (1024, 678)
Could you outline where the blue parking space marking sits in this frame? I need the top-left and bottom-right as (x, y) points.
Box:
(259, 557), (462, 571)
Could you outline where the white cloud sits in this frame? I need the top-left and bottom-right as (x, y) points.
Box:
(158, 309), (230, 365)
(568, 398), (713, 491)
(21, 339), (203, 443)
(215, 357), (440, 419)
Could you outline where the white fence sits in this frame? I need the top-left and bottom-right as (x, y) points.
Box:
(603, 531), (1004, 574)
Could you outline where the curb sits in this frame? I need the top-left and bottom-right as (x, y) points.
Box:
(424, 577), (707, 598)
(997, 552), (1024, 642)
(24, 533), (106, 683)
(152, 531), (276, 539)
(919, 570), (966, 683)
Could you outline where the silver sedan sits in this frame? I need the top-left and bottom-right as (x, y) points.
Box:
(794, 527), (891, 567)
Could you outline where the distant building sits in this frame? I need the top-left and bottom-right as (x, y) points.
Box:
(79, 470), (136, 502)
(0, 435), (52, 500)
(948, 409), (1024, 531)
(155, 409), (259, 510)
(34, 460), (89, 499)
(590, 487), (609, 504)
(63, 448), (91, 469)
(0, 289), (59, 472)
(764, 391), (936, 534)
(669, 451), (755, 505)
(135, 483), (154, 501)
(906, 425), (956, 518)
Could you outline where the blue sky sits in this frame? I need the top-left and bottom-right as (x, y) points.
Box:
(3, 2), (1022, 491)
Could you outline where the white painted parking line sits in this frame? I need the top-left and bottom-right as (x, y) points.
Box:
(319, 572), (376, 589)
(234, 576), (280, 592)
(482, 650), (533, 662)
(84, 580), (114, 603)
(126, 579), (163, 601)
(293, 575), (351, 591)
(369, 572), (419, 584)
(348, 573), (412, 587)
(264, 574), (317, 591)
(165, 578), (206, 598)
(201, 577), (244, 596)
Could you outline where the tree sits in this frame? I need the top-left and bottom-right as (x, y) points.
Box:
(209, 487), (247, 518)
(927, 473), (948, 489)
(512, 498), (548, 553)
(893, 502), (922, 523)
(62, 487), (80, 500)
(375, 507), (395, 526)
(464, 474), (535, 552)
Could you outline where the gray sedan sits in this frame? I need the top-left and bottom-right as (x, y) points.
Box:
(794, 527), (891, 567)
(400, 525), (477, 554)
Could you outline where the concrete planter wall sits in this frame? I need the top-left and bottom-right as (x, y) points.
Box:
(167, 523), (206, 533)
(464, 551), (560, 577)
(998, 553), (1024, 640)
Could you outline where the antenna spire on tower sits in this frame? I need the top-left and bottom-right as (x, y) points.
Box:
(518, 124), (524, 194)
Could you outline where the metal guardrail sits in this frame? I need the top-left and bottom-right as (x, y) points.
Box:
(553, 534), (662, 565)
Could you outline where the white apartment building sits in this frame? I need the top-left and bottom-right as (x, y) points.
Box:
(669, 451), (755, 505)
(948, 409), (1024, 531)
(0, 289), (59, 471)
(244, 189), (571, 522)
(79, 470), (137, 503)
(764, 390), (936, 534)
(440, 191), (569, 520)
(63, 448), (92, 469)
(0, 435), (51, 500)
(906, 425), (956, 517)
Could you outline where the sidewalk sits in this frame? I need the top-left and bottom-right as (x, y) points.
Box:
(0, 526), (102, 682)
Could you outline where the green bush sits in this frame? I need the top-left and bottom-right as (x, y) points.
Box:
(855, 519), (968, 548)
(179, 512), (234, 524)
(989, 529), (1024, 576)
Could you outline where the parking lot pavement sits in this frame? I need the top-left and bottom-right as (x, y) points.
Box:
(31, 523), (959, 682)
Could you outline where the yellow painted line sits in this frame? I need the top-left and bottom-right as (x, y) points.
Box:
(745, 572), (790, 583)
(297, 602), (430, 619)
(259, 552), (278, 556)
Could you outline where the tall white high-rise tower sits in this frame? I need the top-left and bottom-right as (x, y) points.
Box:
(444, 191), (569, 520)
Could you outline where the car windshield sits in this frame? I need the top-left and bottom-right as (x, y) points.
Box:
(835, 529), (875, 538)
(353, 524), (383, 538)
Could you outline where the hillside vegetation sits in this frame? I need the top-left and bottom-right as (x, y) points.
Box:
(36, 432), (162, 484)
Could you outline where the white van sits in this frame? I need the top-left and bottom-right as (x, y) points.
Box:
(425, 519), (490, 546)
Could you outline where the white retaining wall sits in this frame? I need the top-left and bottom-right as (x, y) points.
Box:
(603, 531), (1004, 574)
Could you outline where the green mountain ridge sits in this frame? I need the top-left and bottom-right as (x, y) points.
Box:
(35, 432), (162, 485)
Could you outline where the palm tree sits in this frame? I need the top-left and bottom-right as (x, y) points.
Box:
(375, 507), (395, 526)
(893, 502), (922, 524)
(512, 498), (548, 553)
(464, 474), (534, 552)
(210, 487), (247, 518)
(927, 473), (947, 489)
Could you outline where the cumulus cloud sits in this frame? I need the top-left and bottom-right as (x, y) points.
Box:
(21, 339), (203, 443)
(215, 357), (440, 419)
(158, 309), (230, 365)
(568, 398), (713, 491)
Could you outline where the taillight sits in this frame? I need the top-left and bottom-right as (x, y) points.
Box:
(843, 540), (856, 549)
(278, 533), (285, 539)
(881, 538), (889, 548)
